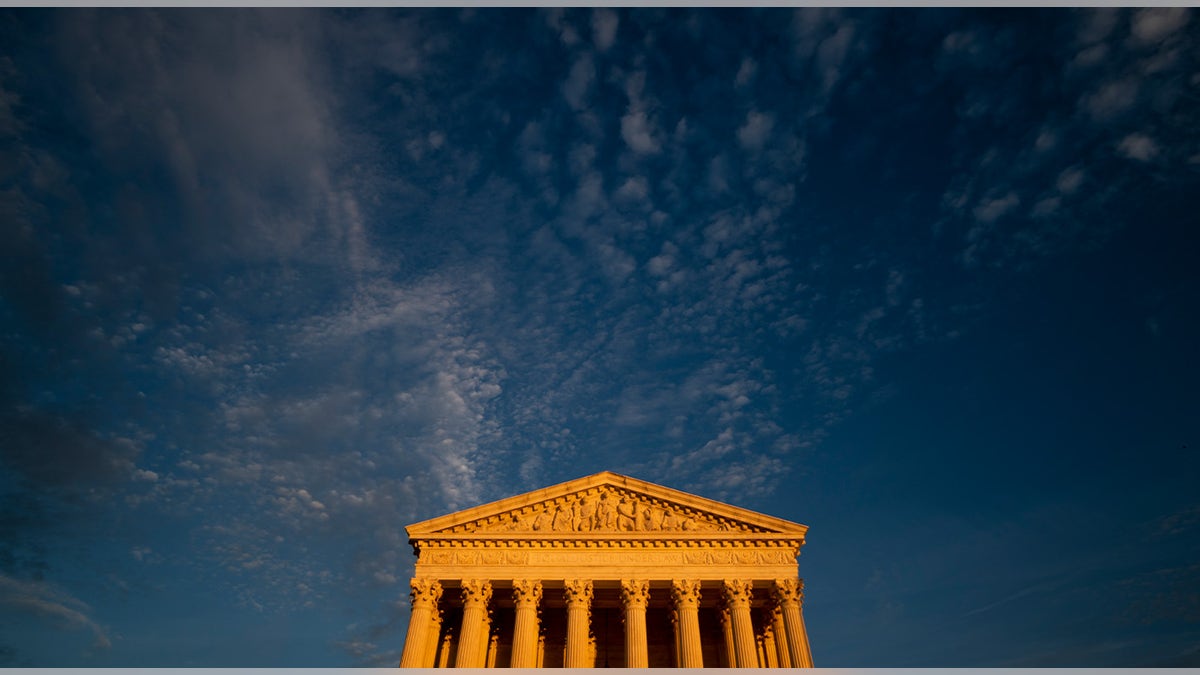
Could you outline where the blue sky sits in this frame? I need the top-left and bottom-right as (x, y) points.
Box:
(0, 7), (1197, 667)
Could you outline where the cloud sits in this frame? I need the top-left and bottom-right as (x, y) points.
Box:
(621, 109), (661, 155)
(973, 192), (1020, 223)
(737, 110), (775, 152)
(0, 574), (110, 650)
(1116, 132), (1160, 162)
(0, 408), (140, 492)
(1081, 77), (1140, 120)
(591, 9), (619, 52)
(735, 57), (757, 88)
(57, 10), (370, 271)
(1130, 8), (1190, 46)
(562, 53), (594, 111)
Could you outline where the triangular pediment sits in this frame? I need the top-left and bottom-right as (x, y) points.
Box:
(406, 471), (807, 538)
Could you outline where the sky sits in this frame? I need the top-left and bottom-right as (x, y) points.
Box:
(0, 6), (1198, 668)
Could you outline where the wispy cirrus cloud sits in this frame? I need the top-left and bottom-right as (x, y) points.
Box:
(0, 574), (110, 651)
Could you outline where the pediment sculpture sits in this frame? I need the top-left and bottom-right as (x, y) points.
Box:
(441, 486), (765, 535)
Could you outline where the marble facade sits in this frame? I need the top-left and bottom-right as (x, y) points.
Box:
(399, 471), (813, 668)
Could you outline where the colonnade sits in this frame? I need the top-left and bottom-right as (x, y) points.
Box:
(398, 577), (814, 668)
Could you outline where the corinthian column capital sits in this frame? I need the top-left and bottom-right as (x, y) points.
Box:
(563, 579), (594, 607)
(461, 578), (493, 607)
(620, 579), (651, 609)
(512, 579), (543, 606)
(409, 578), (443, 608)
(723, 579), (754, 607)
(771, 578), (804, 607)
(671, 579), (702, 608)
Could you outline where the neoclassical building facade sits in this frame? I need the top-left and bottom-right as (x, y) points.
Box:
(399, 471), (813, 668)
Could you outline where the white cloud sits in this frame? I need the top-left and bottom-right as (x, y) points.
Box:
(59, 10), (373, 272)
(1117, 132), (1160, 162)
(737, 110), (775, 152)
(1131, 8), (1190, 46)
(614, 176), (649, 204)
(591, 9), (619, 51)
(973, 192), (1020, 223)
(543, 8), (580, 47)
(1056, 167), (1085, 194)
(562, 53), (594, 111)
(1081, 77), (1140, 120)
(0, 574), (111, 650)
(735, 57), (757, 88)
(621, 109), (661, 155)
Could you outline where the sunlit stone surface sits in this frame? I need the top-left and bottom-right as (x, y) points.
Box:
(398, 471), (814, 668)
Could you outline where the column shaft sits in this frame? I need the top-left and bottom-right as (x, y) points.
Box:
(620, 580), (650, 668)
(423, 610), (443, 668)
(486, 634), (499, 667)
(400, 578), (442, 668)
(719, 605), (736, 668)
(510, 580), (543, 667)
(762, 629), (779, 668)
(671, 579), (704, 667)
(724, 579), (758, 668)
(455, 579), (493, 668)
(670, 609), (681, 667)
(774, 578), (815, 668)
(770, 603), (791, 667)
(563, 579), (594, 668)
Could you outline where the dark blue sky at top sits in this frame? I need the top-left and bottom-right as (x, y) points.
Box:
(0, 7), (1197, 667)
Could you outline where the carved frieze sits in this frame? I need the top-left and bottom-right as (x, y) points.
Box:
(442, 486), (768, 535)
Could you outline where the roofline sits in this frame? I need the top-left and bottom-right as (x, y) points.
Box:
(405, 470), (808, 538)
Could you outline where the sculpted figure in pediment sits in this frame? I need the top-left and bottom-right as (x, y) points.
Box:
(578, 494), (597, 531)
(597, 492), (617, 529)
(441, 484), (772, 535)
(616, 496), (639, 531)
(531, 508), (550, 531)
(551, 500), (572, 532)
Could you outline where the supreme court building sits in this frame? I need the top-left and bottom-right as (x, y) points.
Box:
(398, 471), (814, 668)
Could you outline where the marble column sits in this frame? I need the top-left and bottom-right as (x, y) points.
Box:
(671, 579), (704, 667)
(723, 579), (758, 668)
(760, 617), (779, 668)
(510, 580), (543, 667)
(477, 606), (493, 667)
(399, 578), (442, 668)
(620, 579), (650, 667)
(768, 601), (791, 667)
(719, 603), (736, 667)
(423, 609), (443, 668)
(486, 634), (499, 667)
(455, 579), (493, 668)
(437, 633), (453, 668)
(763, 629), (782, 662)
(669, 608), (681, 667)
(773, 578), (814, 668)
(563, 579), (594, 668)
